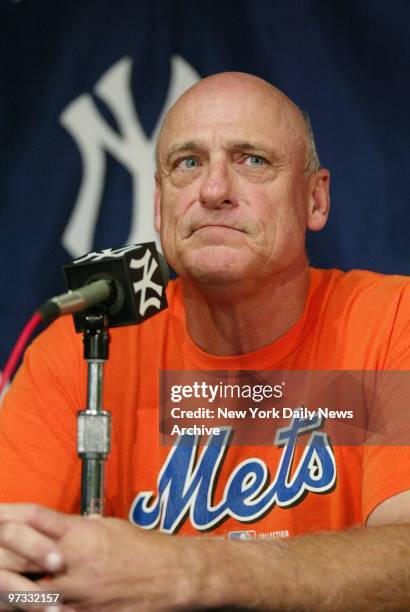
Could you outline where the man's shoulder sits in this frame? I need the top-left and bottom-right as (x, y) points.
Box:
(307, 268), (409, 369)
(337, 268), (409, 286)
(311, 267), (409, 343)
(312, 267), (410, 303)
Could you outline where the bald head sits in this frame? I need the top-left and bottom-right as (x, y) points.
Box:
(156, 71), (320, 176)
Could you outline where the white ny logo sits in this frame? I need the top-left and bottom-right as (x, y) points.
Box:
(60, 55), (199, 257)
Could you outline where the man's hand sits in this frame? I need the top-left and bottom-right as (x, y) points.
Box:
(42, 514), (215, 611)
(0, 504), (67, 610)
(0, 504), (228, 612)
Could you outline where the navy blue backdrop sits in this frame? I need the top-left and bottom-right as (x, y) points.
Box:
(1, 0), (409, 366)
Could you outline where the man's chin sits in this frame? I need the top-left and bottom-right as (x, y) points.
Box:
(179, 246), (249, 286)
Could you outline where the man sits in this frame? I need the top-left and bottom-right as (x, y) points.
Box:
(0, 72), (409, 611)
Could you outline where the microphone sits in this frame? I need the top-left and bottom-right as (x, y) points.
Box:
(39, 243), (169, 330)
(39, 279), (114, 323)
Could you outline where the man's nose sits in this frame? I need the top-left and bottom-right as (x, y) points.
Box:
(199, 160), (236, 210)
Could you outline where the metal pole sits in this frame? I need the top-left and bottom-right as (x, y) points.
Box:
(78, 313), (111, 515)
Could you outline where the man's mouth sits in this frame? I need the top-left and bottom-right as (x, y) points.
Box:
(190, 224), (244, 236)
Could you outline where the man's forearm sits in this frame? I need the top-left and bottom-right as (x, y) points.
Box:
(197, 524), (410, 611)
(2, 505), (409, 611)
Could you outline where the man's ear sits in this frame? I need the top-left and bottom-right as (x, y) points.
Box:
(307, 169), (330, 231)
(154, 174), (161, 233)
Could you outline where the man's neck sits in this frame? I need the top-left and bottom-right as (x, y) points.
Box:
(181, 262), (310, 356)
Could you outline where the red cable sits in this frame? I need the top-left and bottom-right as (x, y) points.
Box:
(0, 311), (43, 396)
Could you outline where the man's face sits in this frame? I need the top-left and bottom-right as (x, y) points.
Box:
(155, 76), (322, 289)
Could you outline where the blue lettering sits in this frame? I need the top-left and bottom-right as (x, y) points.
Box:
(129, 417), (336, 533)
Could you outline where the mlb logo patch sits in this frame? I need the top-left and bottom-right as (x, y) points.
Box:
(228, 530), (257, 540)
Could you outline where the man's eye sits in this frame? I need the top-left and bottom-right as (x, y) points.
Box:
(178, 157), (199, 170)
(245, 155), (266, 167)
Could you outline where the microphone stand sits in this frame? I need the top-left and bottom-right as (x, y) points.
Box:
(78, 311), (111, 515)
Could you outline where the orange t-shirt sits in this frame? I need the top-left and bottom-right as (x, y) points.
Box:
(0, 268), (409, 540)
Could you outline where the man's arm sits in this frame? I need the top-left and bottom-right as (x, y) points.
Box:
(1, 500), (410, 611)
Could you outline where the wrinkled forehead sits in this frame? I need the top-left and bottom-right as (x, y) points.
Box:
(156, 75), (306, 164)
